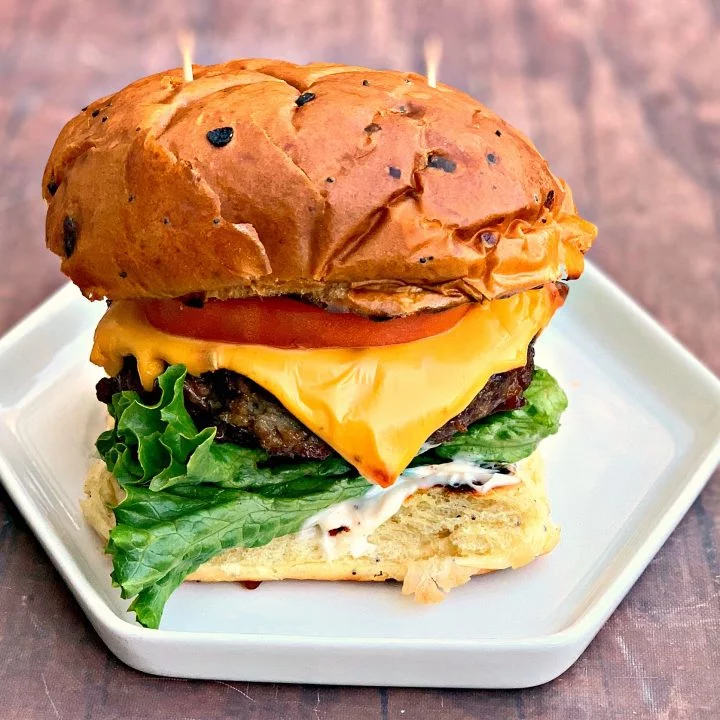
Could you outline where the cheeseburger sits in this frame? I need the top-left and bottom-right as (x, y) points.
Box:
(43, 59), (596, 628)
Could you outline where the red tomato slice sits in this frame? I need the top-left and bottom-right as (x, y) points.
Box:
(143, 296), (469, 349)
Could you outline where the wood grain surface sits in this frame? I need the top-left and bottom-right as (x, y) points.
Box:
(1, 0), (719, 718)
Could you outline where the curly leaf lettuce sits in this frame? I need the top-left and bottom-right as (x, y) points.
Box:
(426, 368), (568, 464)
(109, 479), (369, 629)
(96, 364), (370, 628)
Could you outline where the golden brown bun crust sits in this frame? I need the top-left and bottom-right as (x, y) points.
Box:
(82, 452), (559, 603)
(44, 59), (596, 315)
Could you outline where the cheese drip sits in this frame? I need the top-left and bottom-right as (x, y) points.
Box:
(91, 286), (561, 486)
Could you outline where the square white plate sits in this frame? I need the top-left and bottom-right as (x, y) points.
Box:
(1, 263), (719, 688)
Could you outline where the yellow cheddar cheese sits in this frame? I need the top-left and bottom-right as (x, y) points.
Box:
(91, 287), (561, 486)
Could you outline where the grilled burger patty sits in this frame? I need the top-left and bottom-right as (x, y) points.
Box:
(96, 346), (535, 461)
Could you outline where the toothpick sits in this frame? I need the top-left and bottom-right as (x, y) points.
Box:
(424, 36), (443, 88)
(178, 30), (195, 82)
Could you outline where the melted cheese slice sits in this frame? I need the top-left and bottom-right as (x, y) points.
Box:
(91, 287), (561, 486)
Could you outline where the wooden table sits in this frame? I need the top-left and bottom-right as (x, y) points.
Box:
(1, 1), (719, 717)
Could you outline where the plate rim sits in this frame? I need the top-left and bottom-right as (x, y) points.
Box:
(1, 262), (719, 654)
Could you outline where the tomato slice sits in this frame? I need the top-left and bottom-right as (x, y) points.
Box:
(143, 296), (469, 349)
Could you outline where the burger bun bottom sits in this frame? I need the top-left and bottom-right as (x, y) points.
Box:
(82, 451), (558, 604)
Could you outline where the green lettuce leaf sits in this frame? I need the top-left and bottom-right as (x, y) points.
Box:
(108, 477), (369, 629)
(96, 364), (370, 628)
(97, 364), (355, 492)
(426, 368), (568, 464)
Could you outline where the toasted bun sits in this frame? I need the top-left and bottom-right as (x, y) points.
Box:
(44, 59), (596, 316)
(82, 452), (558, 603)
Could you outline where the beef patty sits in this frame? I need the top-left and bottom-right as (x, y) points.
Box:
(96, 345), (535, 461)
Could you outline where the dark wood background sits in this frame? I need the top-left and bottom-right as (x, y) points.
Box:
(1, 1), (719, 717)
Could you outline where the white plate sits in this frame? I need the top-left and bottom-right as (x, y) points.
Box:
(0, 263), (719, 688)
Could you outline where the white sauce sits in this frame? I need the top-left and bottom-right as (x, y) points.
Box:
(302, 461), (520, 560)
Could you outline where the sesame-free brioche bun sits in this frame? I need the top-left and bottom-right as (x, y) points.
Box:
(44, 59), (596, 316)
(82, 451), (559, 602)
